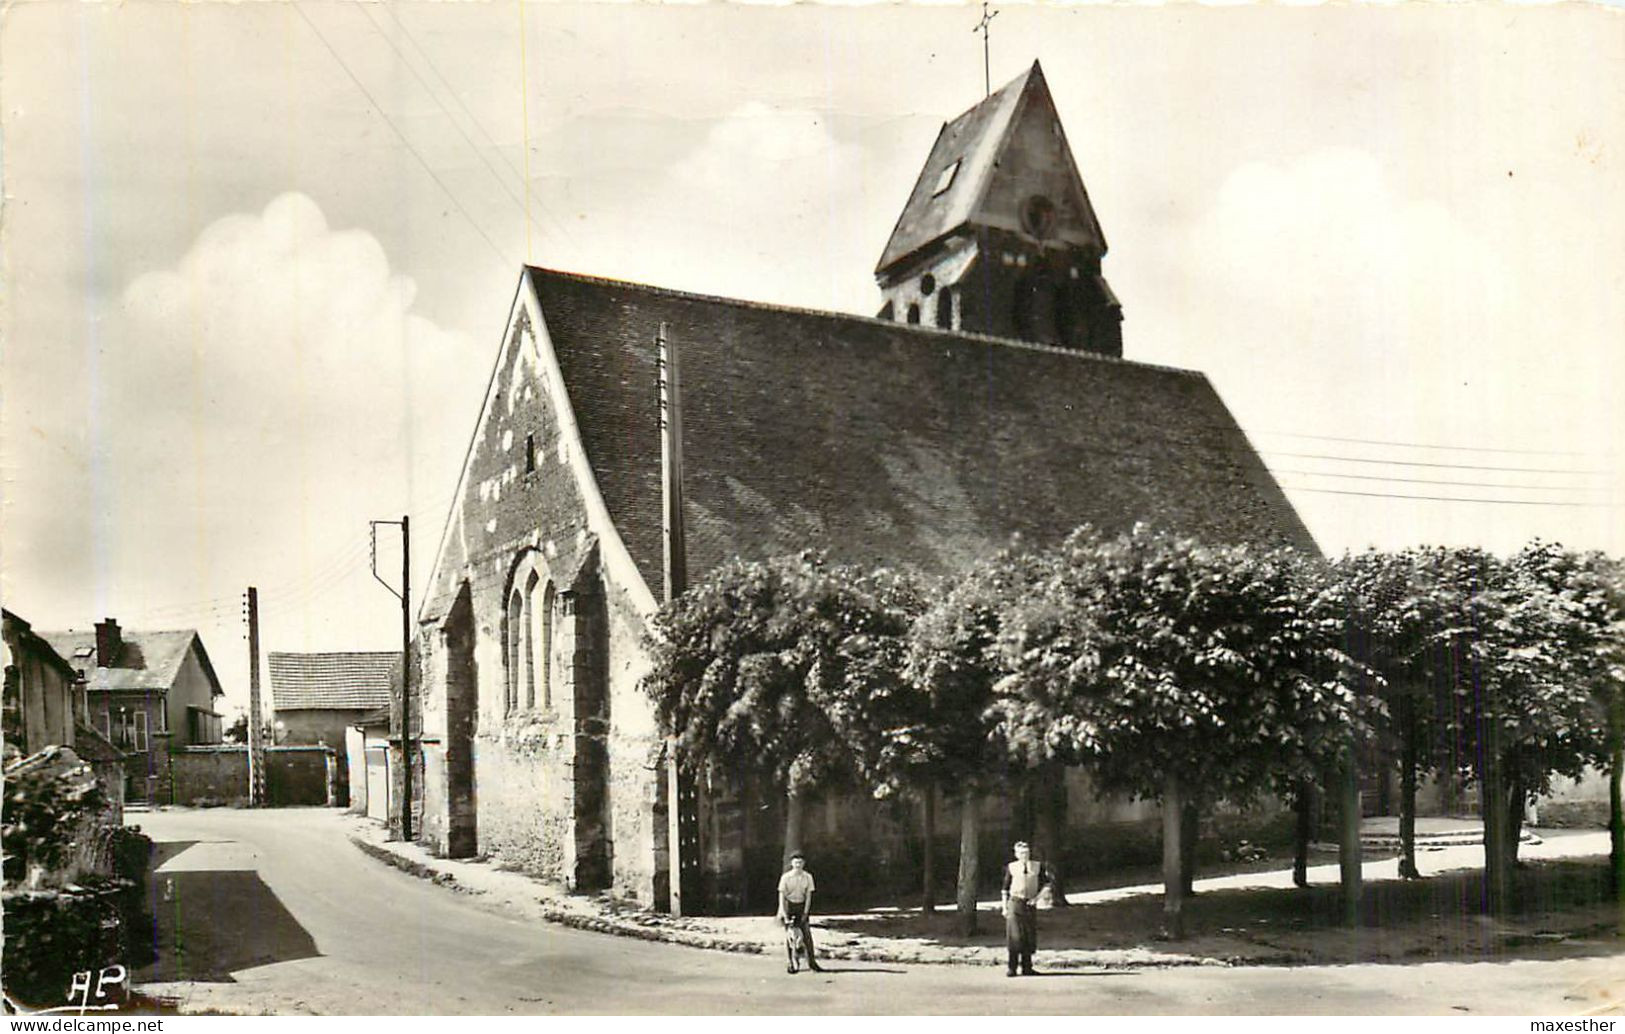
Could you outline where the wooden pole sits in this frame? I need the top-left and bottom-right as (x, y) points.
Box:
(400, 514), (413, 843)
(246, 587), (264, 807)
(659, 321), (692, 915)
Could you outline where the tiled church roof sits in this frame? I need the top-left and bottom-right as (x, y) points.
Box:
(532, 267), (1317, 591)
(268, 651), (399, 711)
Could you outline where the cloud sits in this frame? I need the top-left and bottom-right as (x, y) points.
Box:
(12, 193), (483, 703)
(557, 103), (883, 313)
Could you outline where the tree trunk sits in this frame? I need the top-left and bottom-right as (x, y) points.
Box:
(1036, 762), (1068, 907)
(1161, 772), (1186, 940)
(1506, 761), (1526, 875)
(1339, 749), (1362, 928)
(1399, 692), (1421, 880)
(1609, 726), (1623, 917)
(955, 793), (980, 937)
(783, 790), (806, 869)
(921, 784), (937, 915)
(1479, 745), (1512, 916)
(1293, 779), (1312, 888)
(1179, 798), (1199, 896)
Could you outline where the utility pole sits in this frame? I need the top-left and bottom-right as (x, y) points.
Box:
(371, 517), (413, 841)
(244, 587), (265, 807)
(658, 321), (695, 916)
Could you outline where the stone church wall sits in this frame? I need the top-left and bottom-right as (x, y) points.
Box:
(416, 304), (666, 903)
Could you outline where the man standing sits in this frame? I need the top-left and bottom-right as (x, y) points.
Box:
(776, 851), (824, 974)
(1001, 840), (1053, 976)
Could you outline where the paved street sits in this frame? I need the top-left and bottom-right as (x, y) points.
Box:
(132, 808), (1625, 1015)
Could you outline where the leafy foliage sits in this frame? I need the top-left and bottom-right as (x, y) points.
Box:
(993, 524), (1364, 805)
(888, 547), (1049, 796)
(643, 552), (922, 796)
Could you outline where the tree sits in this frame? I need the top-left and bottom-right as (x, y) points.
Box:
(993, 525), (1363, 937)
(644, 552), (921, 867)
(1400, 543), (1612, 914)
(1334, 548), (1453, 881)
(894, 549), (1048, 933)
(1591, 556), (1625, 908)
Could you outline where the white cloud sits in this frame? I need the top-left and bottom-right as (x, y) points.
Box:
(560, 103), (882, 313)
(31, 193), (484, 705)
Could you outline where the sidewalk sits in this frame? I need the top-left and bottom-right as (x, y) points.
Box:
(344, 814), (1615, 971)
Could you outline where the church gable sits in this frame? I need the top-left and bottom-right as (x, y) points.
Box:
(422, 281), (652, 636)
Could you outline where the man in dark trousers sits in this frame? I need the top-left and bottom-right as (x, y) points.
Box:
(1001, 840), (1054, 976)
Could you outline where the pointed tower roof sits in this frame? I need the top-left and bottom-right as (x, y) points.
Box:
(876, 61), (1107, 277)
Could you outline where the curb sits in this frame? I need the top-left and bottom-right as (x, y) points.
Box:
(347, 834), (765, 955)
(346, 834), (1219, 970)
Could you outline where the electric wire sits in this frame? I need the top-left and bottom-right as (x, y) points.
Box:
(294, 3), (515, 271)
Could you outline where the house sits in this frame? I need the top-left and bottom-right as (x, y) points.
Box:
(3, 609), (125, 825)
(3, 609), (84, 755)
(409, 62), (1317, 911)
(269, 651), (398, 808)
(42, 619), (225, 803)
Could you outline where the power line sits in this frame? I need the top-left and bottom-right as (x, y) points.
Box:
(354, 3), (562, 254)
(1271, 467), (1613, 493)
(1261, 449), (1608, 477)
(378, 3), (575, 248)
(294, 3), (515, 270)
(1277, 484), (1613, 509)
(1252, 427), (1594, 458)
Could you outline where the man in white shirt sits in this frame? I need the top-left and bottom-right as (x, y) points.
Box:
(1001, 841), (1054, 976)
(776, 851), (823, 973)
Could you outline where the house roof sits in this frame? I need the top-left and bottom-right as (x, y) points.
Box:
(268, 651), (399, 711)
(875, 61), (1104, 275)
(529, 266), (1317, 592)
(38, 629), (223, 697)
(2, 609), (80, 683)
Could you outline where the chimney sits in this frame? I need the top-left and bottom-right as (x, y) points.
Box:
(95, 618), (122, 667)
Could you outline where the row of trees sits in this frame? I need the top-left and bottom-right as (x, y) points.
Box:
(643, 525), (1625, 936)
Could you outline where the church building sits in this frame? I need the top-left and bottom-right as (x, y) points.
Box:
(410, 62), (1316, 912)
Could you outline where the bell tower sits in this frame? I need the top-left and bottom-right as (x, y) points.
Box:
(875, 62), (1123, 357)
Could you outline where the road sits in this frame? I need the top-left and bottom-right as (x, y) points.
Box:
(130, 808), (1624, 1016)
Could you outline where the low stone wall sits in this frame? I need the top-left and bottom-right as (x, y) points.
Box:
(168, 745), (335, 806)
(169, 746), (248, 806)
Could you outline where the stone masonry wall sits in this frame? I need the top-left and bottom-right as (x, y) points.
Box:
(417, 300), (664, 900)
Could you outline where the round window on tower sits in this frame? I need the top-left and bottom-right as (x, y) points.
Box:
(920, 274), (936, 296)
(1020, 194), (1057, 240)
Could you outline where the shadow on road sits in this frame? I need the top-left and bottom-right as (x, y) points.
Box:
(134, 870), (321, 982)
(149, 840), (199, 870)
(803, 966), (906, 975)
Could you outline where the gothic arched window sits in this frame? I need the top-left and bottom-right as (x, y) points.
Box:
(522, 572), (540, 708)
(532, 581), (555, 709)
(935, 289), (954, 329)
(505, 587), (525, 714)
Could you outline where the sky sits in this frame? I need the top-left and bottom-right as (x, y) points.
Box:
(3, 1), (1622, 721)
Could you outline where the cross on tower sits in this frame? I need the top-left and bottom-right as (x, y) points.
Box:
(973, 2), (999, 98)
